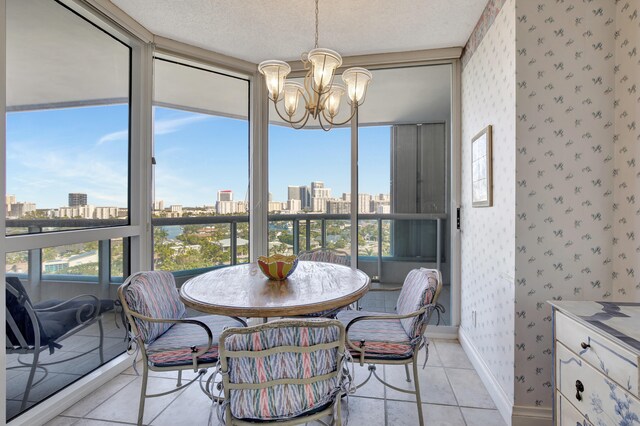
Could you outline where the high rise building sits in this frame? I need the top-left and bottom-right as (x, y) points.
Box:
(371, 200), (391, 214)
(58, 205), (94, 219)
(358, 193), (372, 213)
(313, 187), (331, 199)
(153, 200), (165, 211)
(94, 207), (119, 219)
(312, 197), (327, 212)
(268, 201), (285, 212)
(6, 195), (16, 216)
(299, 186), (311, 209)
(68, 193), (88, 207)
(9, 202), (36, 218)
(287, 186), (301, 201)
(217, 190), (233, 202)
(287, 199), (302, 213)
(326, 200), (350, 214)
(216, 201), (234, 214)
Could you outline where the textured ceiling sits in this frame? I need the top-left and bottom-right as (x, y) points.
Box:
(110, 0), (488, 63)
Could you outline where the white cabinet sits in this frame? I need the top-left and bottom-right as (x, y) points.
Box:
(550, 301), (640, 426)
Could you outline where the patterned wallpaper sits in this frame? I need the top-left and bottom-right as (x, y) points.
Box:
(460, 0), (516, 403)
(612, 0), (640, 300)
(514, 0), (618, 408)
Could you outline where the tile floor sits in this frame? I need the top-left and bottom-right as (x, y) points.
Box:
(44, 339), (506, 426)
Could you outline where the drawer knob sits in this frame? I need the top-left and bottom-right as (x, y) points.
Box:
(580, 342), (590, 350)
(575, 380), (584, 401)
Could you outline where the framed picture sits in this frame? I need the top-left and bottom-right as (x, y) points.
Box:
(471, 125), (492, 207)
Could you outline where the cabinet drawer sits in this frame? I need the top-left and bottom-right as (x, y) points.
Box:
(555, 311), (640, 396)
(556, 342), (640, 425)
(557, 393), (592, 426)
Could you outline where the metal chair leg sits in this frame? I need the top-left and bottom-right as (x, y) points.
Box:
(21, 346), (40, 410)
(413, 359), (424, 426)
(177, 370), (182, 387)
(138, 365), (149, 426)
(335, 396), (343, 426)
(404, 364), (412, 382)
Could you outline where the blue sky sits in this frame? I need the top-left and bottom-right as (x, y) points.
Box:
(6, 105), (391, 208)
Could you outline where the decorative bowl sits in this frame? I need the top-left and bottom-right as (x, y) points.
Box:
(257, 254), (299, 281)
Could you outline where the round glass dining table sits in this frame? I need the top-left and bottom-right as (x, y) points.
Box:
(179, 261), (370, 317)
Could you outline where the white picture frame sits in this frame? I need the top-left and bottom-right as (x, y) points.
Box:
(471, 125), (493, 207)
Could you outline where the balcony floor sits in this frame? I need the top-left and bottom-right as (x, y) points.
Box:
(43, 339), (504, 426)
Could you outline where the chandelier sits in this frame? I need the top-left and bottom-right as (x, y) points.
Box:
(258, 0), (372, 131)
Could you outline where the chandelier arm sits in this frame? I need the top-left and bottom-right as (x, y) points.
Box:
(289, 111), (312, 130)
(320, 104), (359, 127)
(271, 100), (310, 125)
(317, 113), (333, 132)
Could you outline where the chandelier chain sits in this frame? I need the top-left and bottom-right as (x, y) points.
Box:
(314, 0), (319, 48)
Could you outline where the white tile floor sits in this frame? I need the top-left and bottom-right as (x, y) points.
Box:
(44, 339), (507, 426)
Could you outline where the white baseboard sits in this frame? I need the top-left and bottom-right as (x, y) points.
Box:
(458, 327), (513, 425)
(427, 325), (459, 339)
(512, 405), (553, 426)
(8, 353), (133, 426)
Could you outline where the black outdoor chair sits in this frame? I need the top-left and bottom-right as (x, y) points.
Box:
(5, 276), (114, 410)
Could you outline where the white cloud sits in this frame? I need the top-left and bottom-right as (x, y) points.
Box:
(96, 115), (209, 146)
(97, 129), (128, 145)
(154, 115), (209, 135)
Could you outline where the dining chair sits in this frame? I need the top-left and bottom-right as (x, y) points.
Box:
(297, 247), (350, 266)
(336, 268), (443, 426)
(297, 248), (352, 318)
(6, 276), (113, 411)
(118, 270), (246, 426)
(216, 318), (351, 425)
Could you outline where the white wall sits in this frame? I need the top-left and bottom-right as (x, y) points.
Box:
(461, 0), (516, 405)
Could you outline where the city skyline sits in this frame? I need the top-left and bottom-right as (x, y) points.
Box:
(6, 106), (392, 211)
(6, 182), (391, 218)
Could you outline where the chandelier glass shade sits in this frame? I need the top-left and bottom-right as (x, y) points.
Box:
(258, 1), (372, 131)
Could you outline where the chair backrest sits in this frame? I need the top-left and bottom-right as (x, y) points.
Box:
(5, 276), (46, 350)
(297, 248), (350, 266)
(118, 270), (185, 343)
(396, 268), (443, 338)
(219, 319), (346, 422)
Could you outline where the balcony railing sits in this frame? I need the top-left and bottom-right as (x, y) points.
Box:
(6, 213), (445, 283)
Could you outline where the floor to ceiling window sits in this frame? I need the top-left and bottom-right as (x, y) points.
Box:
(151, 57), (250, 279)
(356, 65), (453, 325)
(264, 65), (454, 326)
(4, 0), (134, 419)
(267, 75), (353, 258)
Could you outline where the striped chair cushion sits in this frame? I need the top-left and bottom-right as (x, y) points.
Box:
(297, 249), (350, 266)
(396, 268), (439, 338)
(123, 271), (185, 343)
(223, 323), (341, 421)
(337, 310), (414, 359)
(146, 315), (244, 367)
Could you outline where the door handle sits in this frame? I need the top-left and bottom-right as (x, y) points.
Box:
(575, 380), (584, 401)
